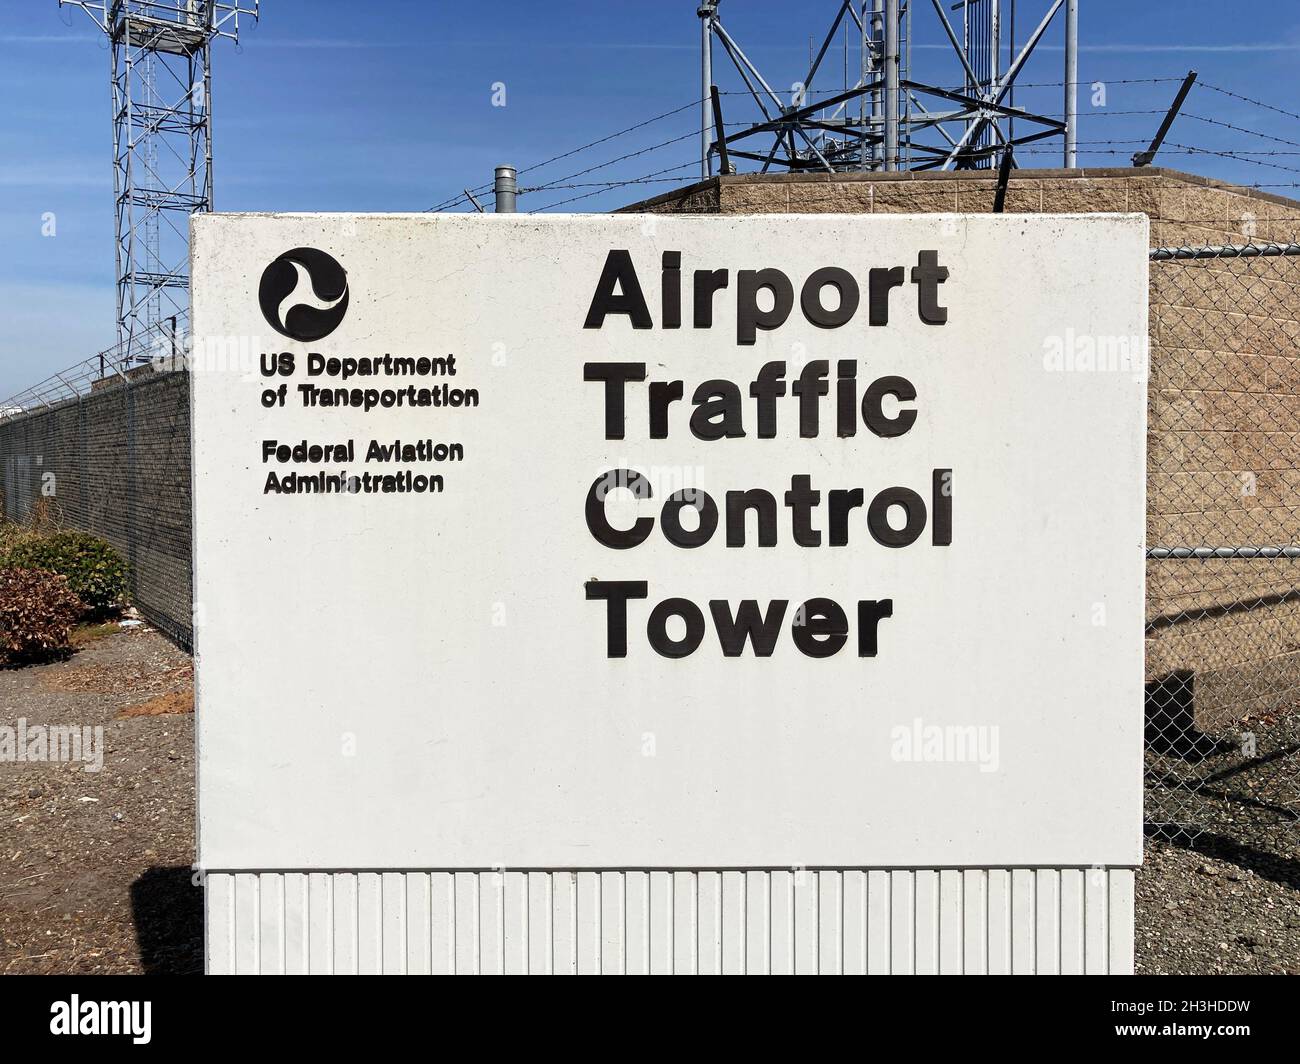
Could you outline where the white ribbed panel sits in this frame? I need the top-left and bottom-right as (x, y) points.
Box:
(206, 868), (1134, 975)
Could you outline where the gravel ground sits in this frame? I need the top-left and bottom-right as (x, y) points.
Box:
(1, 626), (1296, 974)
(1138, 711), (1300, 974)
(1137, 841), (1300, 973)
(0, 625), (196, 974)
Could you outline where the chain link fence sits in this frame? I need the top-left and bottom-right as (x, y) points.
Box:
(1146, 239), (1300, 843)
(0, 319), (193, 648)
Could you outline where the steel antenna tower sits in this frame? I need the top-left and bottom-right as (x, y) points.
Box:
(59, 1), (259, 366)
(699, 1), (1078, 176)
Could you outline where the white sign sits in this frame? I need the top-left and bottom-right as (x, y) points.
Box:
(191, 213), (1147, 870)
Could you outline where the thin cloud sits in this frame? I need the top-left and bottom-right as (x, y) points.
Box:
(915, 42), (1300, 53)
(0, 33), (405, 48)
(442, 39), (695, 51)
(1080, 42), (1300, 53)
(0, 34), (99, 43)
(433, 37), (1300, 55)
(0, 164), (102, 189)
(237, 38), (413, 49)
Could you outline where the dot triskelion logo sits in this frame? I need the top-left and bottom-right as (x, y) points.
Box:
(258, 246), (349, 341)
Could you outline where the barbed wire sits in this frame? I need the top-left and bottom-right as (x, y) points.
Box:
(527, 160), (700, 213)
(1010, 143), (1300, 178)
(424, 71), (1300, 217)
(516, 97), (706, 178)
(522, 174), (710, 191)
(1183, 113), (1300, 151)
(522, 129), (703, 195)
(423, 80), (1250, 215)
(0, 313), (188, 416)
(1196, 81), (1300, 126)
(424, 96), (707, 213)
(714, 76), (1189, 97)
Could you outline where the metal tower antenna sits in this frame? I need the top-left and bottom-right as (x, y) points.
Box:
(59, 1), (258, 365)
(701, 1), (1078, 176)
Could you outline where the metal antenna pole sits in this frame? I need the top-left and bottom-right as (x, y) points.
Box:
(58, 1), (258, 366)
(494, 166), (517, 213)
(704, 1), (1069, 175)
(990, 0), (1000, 149)
(859, 2), (867, 170)
(700, 2), (718, 179)
(1064, 0), (1078, 166)
(870, 0), (883, 170)
(883, 0), (899, 170)
(1008, 0), (1016, 144)
(904, 0), (912, 166)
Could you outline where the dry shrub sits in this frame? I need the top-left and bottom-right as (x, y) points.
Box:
(0, 568), (84, 664)
(25, 497), (64, 533)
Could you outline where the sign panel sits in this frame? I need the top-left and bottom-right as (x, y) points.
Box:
(191, 213), (1147, 870)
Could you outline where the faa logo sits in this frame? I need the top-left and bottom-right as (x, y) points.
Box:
(258, 247), (349, 342)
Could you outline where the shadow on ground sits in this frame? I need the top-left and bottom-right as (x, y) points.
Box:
(131, 866), (203, 975)
(1167, 831), (1300, 892)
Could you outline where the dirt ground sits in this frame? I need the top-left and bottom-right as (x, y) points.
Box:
(1, 626), (1297, 974)
(1, 626), (197, 974)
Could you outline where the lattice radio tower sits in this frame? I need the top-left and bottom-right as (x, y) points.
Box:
(60, 1), (259, 365)
(698, 0), (1079, 177)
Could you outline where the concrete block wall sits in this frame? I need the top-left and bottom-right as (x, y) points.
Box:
(0, 369), (192, 647)
(1147, 252), (1300, 725)
(622, 168), (1300, 728)
(622, 166), (1300, 245)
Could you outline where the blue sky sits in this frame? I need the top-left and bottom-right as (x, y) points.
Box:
(3, 0), (1300, 398)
